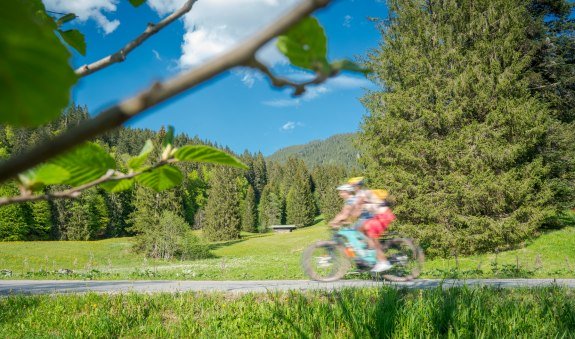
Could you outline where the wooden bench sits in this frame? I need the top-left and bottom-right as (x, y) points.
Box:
(269, 225), (296, 233)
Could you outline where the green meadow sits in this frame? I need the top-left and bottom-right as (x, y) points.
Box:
(0, 219), (574, 280)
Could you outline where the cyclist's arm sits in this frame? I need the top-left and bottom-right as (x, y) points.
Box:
(329, 204), (355, 228)
(350, 194), (366, 219)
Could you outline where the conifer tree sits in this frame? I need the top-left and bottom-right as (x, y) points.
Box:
(285, 158), (316, 227)
(312, 165), (347, 222)
(241, 185), (257, 232)
(359, 0), (574, 256)
(203, 166), (242, 241)
(258, 183), (284, 231)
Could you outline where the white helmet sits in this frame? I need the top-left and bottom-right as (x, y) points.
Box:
(336, 184), (355, 192)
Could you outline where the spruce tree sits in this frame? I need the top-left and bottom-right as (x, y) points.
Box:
(258, 183), (284, 231)
(285, 159), (316, 227)
(241, 185), (257, 232)
(359, 0), (573, 256)
(312, 165), (348, 222)
(203, 166), (242, 241)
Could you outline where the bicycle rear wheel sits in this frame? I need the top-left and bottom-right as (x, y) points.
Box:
(302, 241), (350, 282)
(377, 238), (424, 282)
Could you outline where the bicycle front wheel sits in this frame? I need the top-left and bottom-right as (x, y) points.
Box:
(302, 241), (350, 282)
(378, 238), (424, 282)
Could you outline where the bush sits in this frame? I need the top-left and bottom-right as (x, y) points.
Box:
(132, 210), (211, 260)
(180, 231), (212, 260)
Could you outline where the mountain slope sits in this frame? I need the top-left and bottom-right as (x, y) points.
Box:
(267, 133), (359, 169)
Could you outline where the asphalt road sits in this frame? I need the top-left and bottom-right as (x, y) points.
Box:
(1, 279), (575, 295)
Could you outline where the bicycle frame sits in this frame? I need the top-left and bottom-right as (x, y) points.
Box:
(334, 227), (377, 266)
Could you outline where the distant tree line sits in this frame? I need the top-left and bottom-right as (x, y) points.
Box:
(0, 106), (349, 253)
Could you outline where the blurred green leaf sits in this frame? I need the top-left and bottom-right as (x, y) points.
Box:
(100, 178), (135, 193)
(56, 13), (77, 26)
(174, 145), (248, 169)
(276, 17), (329, 72)
(0, 0), (76, 127)
(136, 165), (183, 191)
(18, 164), (70, 191)
(162, 125), (175, 148)
(128, 139), (154, 171)
(129, 0), (147, 7)
(330, 59), (371, 75)
(58, 29), (86, 55)
(51, 142), (116, 186)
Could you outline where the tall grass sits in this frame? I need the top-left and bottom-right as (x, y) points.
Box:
(1, 287), (574, 337)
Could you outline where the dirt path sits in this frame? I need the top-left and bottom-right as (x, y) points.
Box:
(1, 279), (575, 295)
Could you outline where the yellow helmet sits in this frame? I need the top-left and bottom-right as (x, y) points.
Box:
(347, 176), (365, 186)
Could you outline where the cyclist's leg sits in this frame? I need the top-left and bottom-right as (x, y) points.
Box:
(364, 218), (387, 262)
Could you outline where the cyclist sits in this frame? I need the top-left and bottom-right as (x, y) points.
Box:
(347, 177), (393, 272)
(329, 184), (357, 228)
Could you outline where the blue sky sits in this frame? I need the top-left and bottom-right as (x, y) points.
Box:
(46, 0), (388, 155)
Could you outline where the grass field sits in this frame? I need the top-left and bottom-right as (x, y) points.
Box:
(1, 286), (574, 337)
(0, 220), (574, 280)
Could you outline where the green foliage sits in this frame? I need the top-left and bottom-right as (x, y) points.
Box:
(52, 188), (109, 240)
(277, 16), (369, 76)
(0, 183), (32, 241)
(128, 0), (147, 7)
(284, 158), (316, 228)
(174, 145), (248, 169)
(128, 185), (184, 258)
(180, 230), (212, 260)
(277, 17), (329, 73)
(18, 164), (70, 191)
(241, 185), (257, 232)
(0, 0), (76, 127)
(359, 0), (574, 256)
(312, 164), (348, 222)
(203, 166), (242, 241)
(58, 29), (86, 55)
(50, 142), (116, 187)
(127, 139), (154, 171)
(267, 133), (359, 170)
(132, 210), (200, 260)
(136, 165), (183, 192)
(258, 184), (284, 231)
(56, 13), (77, 26)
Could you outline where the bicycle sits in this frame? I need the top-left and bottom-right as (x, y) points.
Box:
(302, 227), (424, 282)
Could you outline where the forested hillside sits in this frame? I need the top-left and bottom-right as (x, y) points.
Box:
(0, 106), (348, 256)
(267, 133), (359, 170)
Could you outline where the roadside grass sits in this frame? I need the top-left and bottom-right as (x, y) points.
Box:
(0, 286), (574, 337)
(0, 218), (573, 280)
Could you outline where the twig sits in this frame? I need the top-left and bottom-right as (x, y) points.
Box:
(0, 0), (331, 183)
(246, 58), (335, 96)
(75, 0), (197, 77)
(0, 160), (175, 206)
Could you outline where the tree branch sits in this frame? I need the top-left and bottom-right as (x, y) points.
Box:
(0, 0), (331, 183)
(0, 160), (176, 206)
(246, 58), (335, 96)
(75, 0), (197, 77)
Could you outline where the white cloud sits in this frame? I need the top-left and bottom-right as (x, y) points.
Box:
(263, 98), (301, 108)
(343, 15), (352, 28)
(262, 75), (373, 107)
(232, 68), (264, 88)
(152, 49), (162, 61)
(327, 75), (373, 89)
(43, 0), (120, 34)
(280, 121), (303, 131)
(147, 0), (297, 69)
